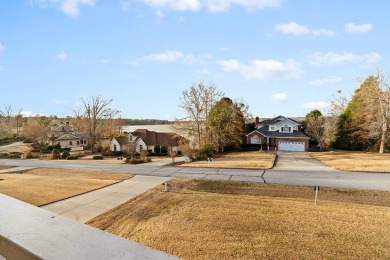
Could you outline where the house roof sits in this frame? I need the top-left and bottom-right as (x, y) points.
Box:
(55, 134), (81, 141)
(247, 129), (309, 139)
(132, 129), (183, 146)
(112, 136), (128, 146)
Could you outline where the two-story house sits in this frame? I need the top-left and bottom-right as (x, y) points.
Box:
(246, 116), (309, 152)
(47, 122), (88, 150)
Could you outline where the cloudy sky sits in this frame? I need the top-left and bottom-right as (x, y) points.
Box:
(0, 0), (388, 119)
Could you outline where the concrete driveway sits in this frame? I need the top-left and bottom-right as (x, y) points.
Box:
(273, 151), (336, 172)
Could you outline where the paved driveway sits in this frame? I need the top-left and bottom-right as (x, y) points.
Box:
(273, 151), (336, 172)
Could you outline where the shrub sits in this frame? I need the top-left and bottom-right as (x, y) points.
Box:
(195, 144), (214, 159)
(93, 155), (104, 160)
(127, 158), (143, 164)
(0, 153), (9, 158)
(51, 148), (61, 160)
(125, 157), (151, 164)
(154, 145), (161, 155)
(66, 156), (79, 160)
(7, 154), (21, 159)
(61, 150), (70, 159)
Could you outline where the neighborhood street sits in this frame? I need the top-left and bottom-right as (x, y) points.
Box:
(1, 152), (389, 191)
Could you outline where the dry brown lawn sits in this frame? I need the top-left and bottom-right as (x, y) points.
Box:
(0, 168), (131, 206)
(182, 151), (276, 169)
(0, 144), (31, 153)
(311, 152), (390, 172)
(88, 180), (390, 259)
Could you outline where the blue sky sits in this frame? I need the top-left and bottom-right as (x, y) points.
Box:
(0, 0), (388, 120)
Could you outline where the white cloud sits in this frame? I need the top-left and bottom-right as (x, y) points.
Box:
(345, 23), (373, 34)
(219, 47), (229, 52)
(61, 0), (95, 17)
(301, 101), (330, 109)
(309, 76), (343, 86)
(275, 22), (336, 37)
(0, 43), (4, 52)
(217, 58), (303, 80)
(57, 51), (68, 60)
(126, 50), (211, 65)
(275, 22), (310, 36)
(31, 0), (95, 17)
(141, 0), (201, 11)
(271, 93), (288, 103)
(204, 0), (283, 12)
(312, 28), (337, 37)
(307, 52), (381, 66)
(140, 0), (282, 12)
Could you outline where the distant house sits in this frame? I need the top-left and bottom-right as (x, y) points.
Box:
(110, 129), (185, 154)
(48, 122), (88, 150)
(246, 116), (309, 152)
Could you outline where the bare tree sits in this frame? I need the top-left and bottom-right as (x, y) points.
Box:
(0, 105), (23, 137)
(20, 120), (49, 147)
(373, 70), (390, 153)
(80, 96), (120, 153)
(177, 82), (223, 149)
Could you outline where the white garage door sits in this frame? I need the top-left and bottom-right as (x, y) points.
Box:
(278, 141), (305, 152)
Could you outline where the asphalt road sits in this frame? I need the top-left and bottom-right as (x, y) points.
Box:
(1, 152), (389, 191)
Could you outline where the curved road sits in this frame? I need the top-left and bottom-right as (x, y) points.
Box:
(1, 152), (389, 191)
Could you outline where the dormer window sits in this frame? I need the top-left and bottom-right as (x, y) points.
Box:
(270, 126), (276, 131)
(281, 125), (291, 133)
(129, 135), (133, 142)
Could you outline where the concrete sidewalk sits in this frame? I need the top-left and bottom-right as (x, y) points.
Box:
(0, 166), (36, 173)
(41, 175), (171, 223)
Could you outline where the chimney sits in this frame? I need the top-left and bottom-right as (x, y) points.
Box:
(255, 117), (259, 124)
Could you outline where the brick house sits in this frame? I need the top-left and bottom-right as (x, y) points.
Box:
(246, 116), (310, 152)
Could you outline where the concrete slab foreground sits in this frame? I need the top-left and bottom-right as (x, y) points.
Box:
(0, 166), (36, 173)
(42, 175), (172, 223)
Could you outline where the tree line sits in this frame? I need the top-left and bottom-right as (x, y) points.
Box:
(305, 70), (390, 153)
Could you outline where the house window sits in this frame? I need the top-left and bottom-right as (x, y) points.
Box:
(114, 144), (117, 151)
(270, 126), (275, 131)
(57, 142), (60, 146)
(281, 125), (291, 133)
(251, 135), (260, 144)
(129, 135), (133, 141)
(69, 141), (73, 145)
(77, 141), (79, 145)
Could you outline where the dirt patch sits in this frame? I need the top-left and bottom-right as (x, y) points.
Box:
(88, 179), (390, 259)
(0, 168), (132, 206)
(310, 152), (390, 172)
(182, 151), (276, 169)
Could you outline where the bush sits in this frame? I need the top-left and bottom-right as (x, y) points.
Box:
(93, 155), (104, 160)
(51, 148), (61, 160)
(7, 154), (21, 159)
(61, 150), (70, 159)
(0, 153), (9, 158)
(125, 157), (151, 164)
(195, 144), (214, 159)
(66, 156), (79, 160)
